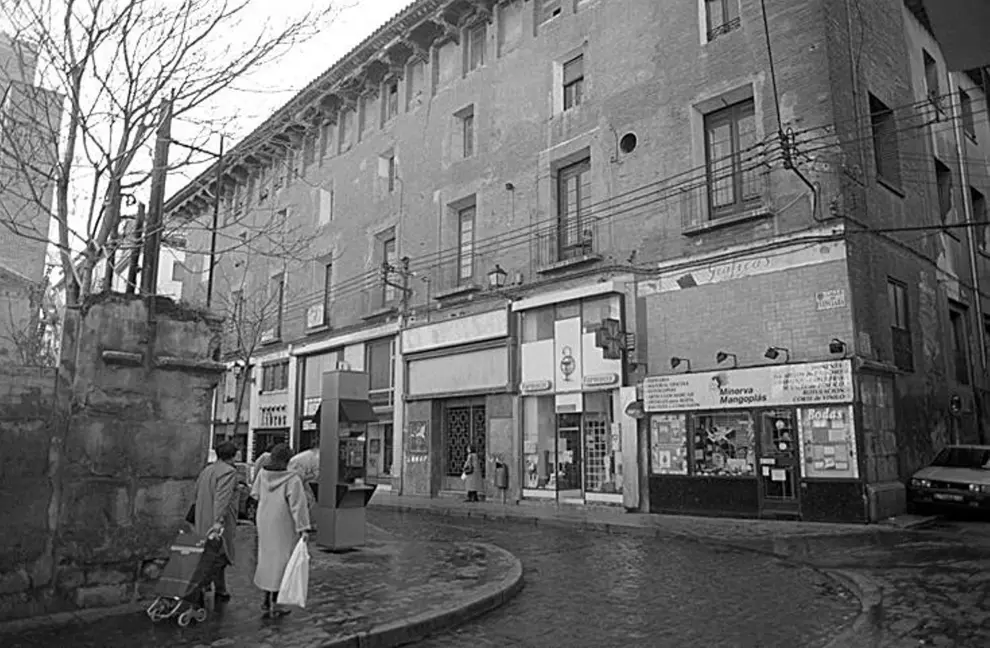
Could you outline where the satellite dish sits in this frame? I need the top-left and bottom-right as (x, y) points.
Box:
(624, 400), (646, 420)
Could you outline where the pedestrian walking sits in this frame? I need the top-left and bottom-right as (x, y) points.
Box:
(192, 441), (239, 603)
(462, 446), (482, 502)
(251, 443), (311, 618)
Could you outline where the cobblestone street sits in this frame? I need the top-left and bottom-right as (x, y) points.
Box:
(367, 510), (860, 648)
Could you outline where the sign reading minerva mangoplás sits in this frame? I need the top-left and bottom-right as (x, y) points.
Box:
(643, 360), (853, 412)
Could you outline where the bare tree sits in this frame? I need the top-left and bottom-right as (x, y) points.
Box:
(0, 0), (337, 305)
(0, 266), (60, 366)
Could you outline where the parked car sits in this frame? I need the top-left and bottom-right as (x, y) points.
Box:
(234, 462), (258, 523)
(908, 445), (990, 514)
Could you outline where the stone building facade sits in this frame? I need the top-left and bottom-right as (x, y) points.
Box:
(166, 0), (990, 522)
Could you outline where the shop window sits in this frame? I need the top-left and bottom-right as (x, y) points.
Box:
(650, 414), (688, 475)
(704, 98), (760, 219)
(523, 396), (556, 490)
(366, 337), (395, 407)
(950, 306), (970, 385)
(525, 414), (547, 488)
(704, 0), (741, 42)
(562, 55), (584, 110)
(798, 406), (857, 479)
(887, 279), (913, 371)
(521, 306), (554, 343)
(690, 411), (755, 476)
(870, 94), (901, 189)
(261, 360), (289, 393)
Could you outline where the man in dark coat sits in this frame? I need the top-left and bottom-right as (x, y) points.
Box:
(194, 441), (239, 602)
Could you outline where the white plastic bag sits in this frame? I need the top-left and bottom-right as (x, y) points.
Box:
(460, 472), (468, 481)
(277, 537), (310, 608)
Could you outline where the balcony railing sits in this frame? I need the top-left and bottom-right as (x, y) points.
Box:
(680, 168), (773, 232)
(535, 217), (601, 271)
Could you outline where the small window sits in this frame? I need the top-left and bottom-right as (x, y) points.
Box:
(869, 94), (901, 189)
(461, 108), (475, 158)
(960, 89), (976, 141)
(888, 279), (913, 372)
(705, 0), (741, 41)
(922, 50), (939, 103)
(385, 81), (399, 121)
(563, 55), (584, 110)
(406, 59), (426, 110)
(457, 205), (475, 283)
(387, 153), (396, 192)
(935, 158), (953, 222)
(322, 262), (333, 324)
(319, 121), (333, 159)
(950, 307), (970, 384)
(171, 262), (185, 282)
(467, 23), (486, 72)
(338, 109), (353, 153)
(539, 0), (562, 24)
(972, 187), (987, 251)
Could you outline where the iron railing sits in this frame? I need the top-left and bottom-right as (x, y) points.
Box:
(679, 167), (772, 231)
(535, 216), (600, 269)
(435, 247), (497, 296)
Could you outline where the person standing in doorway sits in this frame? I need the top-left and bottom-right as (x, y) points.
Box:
(193, 441), (239, 603)
(463, 446), (482, 503)
(252, 443), (311, 618)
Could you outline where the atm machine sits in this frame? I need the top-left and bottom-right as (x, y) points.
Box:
(315, 369), (379, 551)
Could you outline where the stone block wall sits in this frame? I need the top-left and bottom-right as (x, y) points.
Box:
(0, 293), (223, 622)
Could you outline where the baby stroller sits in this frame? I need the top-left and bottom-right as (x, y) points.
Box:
(146, 526), (225, 627)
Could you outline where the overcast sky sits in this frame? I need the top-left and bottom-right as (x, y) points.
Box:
(167, 0), (414, 197)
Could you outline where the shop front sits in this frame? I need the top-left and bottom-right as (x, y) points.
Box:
(516, 287), (632, 505)
(643, 359), (864, 521)
(401, 308), (513, 499)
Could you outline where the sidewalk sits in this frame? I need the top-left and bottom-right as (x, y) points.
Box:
(0, 523), (523, 648)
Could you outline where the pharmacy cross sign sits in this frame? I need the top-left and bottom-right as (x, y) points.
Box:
(594, 318), (626, 360)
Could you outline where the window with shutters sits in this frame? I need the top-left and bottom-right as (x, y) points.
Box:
(888, 279), (913, 372)
(869, 94), (902, 190)
(365, 338), (395, 407)
(458, 206), (475, 283)
(467, 23), (485, 72)
(704, 99), (760, 218)
(705, 0), (741, 42)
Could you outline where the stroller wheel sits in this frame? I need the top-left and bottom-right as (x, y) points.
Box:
(194, 608), (208, 623)
(177, 609), (193, 627)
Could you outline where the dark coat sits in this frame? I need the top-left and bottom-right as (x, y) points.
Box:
(194, 460), (239, 563)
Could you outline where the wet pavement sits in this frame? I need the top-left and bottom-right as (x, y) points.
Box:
(0, 523), (520, 648)
(366, 510), (860, 648)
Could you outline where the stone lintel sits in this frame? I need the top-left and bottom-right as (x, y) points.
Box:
(101, 350), (143, 367)
(155, 356), (226, 374)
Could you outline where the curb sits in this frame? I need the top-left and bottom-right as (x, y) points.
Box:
(820, 569), (883, 648)
(326, 542), (524, 648)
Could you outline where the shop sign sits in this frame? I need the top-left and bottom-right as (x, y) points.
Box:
(815, 289), (846, 310)
(583, 373), (619, 387)
(520, 380), (552, 394)
(643, 360), (853, 412)
(303, 397), (321, 417)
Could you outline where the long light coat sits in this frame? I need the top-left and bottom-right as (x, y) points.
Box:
(288, 448), (320, 510)
(193, 460), (239, 563)
(463, 452), (483, 493)
(251, 468), (311, 592)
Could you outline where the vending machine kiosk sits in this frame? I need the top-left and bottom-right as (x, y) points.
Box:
(315, 369), (379, 551)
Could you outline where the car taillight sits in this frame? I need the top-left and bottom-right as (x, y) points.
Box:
(968, 484), (990, 493)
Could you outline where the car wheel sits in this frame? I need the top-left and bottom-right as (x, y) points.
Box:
(246, 498), (258, 524)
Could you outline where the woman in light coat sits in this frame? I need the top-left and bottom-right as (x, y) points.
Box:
(463, 446), (483, 502)
(251, 443), (311, 618)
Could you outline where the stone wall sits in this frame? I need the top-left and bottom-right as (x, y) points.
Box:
(0, 293), (223, 622)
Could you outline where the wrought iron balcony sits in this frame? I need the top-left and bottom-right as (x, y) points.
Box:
(680, 167), (773, 233)
(535, 217), (601, 272)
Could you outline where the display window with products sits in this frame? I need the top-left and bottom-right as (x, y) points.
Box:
(649, 414), (688, 475)
(799, 405), (858, 479)
(691, 412), (756, 477)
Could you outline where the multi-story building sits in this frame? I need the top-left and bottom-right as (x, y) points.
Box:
(0, 33), (61, 361)
(165, 0), (990, 523)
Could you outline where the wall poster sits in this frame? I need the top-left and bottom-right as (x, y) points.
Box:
(798, 405), (858, 479)
(406, 420), (428, 464)
(650, 414), (688, 475)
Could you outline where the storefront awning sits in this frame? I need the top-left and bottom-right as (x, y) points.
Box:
(339, 399), (378, 423)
